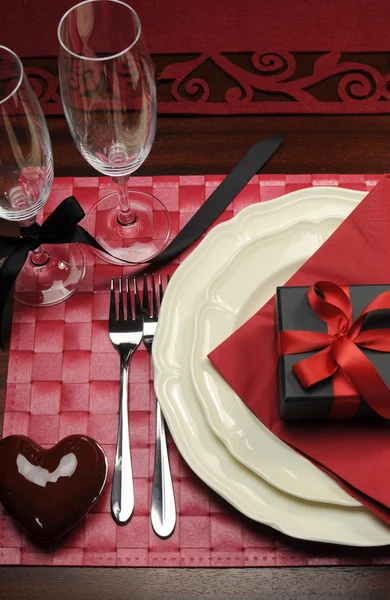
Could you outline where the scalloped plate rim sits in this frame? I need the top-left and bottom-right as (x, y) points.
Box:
(190, 215), (360, 505)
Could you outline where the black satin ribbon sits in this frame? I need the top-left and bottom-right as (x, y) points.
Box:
(150, 135), (285, 266)
(0, 135), (285, 347)
(0, 196), (108, 347)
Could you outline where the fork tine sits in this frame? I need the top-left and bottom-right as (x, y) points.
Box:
(109, 278), (117, 322)
(152, 273), (158, 317)
(159, 273), (170, 305)
(118, 278), (124, 320)
(125, 277), (131, 320)
(133, 276), (142, 318)
(158, 273), (163, 305)
(142, 273), (150, 316)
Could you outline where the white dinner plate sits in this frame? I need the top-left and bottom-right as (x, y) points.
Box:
(191, 205), (364, 505)
(154, 186), (390, 545)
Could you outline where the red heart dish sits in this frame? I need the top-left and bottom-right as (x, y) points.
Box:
(0, 435), (107, 544)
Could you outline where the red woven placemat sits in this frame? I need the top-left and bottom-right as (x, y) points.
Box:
(3, 174), (390, 567)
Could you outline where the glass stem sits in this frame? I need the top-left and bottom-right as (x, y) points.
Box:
(113, 175), (137, 226)
(19, 215), (50, 267)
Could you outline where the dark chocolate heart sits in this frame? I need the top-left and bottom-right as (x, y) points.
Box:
(0, 435), (107, 544)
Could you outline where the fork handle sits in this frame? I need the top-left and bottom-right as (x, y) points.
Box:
(111, 357), (134, 525)
(151, 398), (176, 538)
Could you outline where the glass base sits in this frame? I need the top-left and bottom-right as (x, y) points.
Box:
(85, 190), (171, 265)
(13, 243), (86, 307)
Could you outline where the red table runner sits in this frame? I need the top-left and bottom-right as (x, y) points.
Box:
(4, 0), (390, 115)
(3, 174), (390, 567)
(5, 0), (390, 56)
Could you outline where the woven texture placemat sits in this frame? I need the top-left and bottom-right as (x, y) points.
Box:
(3, 173), (390, 566)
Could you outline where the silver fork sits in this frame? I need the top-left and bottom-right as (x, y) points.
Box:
(142, 273), (176, 539)
(109, 277), (143, 525)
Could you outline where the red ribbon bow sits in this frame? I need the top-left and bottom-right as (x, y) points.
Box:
(278, 281), (390, 419)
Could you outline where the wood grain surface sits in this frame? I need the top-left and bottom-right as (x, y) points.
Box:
(1, 70), (390, 598)
(48, 114), (390, 177)
(1, 566), (390, 600)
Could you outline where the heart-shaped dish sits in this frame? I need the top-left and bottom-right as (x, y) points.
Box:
(0, 435), (107, 543)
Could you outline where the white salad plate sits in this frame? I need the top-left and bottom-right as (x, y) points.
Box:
(190, 198), (365, 505)
(153, 186), (390, 545)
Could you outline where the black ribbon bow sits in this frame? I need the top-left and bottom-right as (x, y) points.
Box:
(0, 196), (107, 341)
(0, 135), (285, 348)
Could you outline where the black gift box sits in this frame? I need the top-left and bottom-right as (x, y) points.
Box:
(276, 284), (390, 421)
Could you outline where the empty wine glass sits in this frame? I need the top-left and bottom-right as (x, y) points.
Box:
(0, 45), (86, 307)
(58, 0), (170, 265)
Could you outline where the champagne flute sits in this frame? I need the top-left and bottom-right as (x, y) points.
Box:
(0, 45), (86, 307)
(58, 0), (170, 265)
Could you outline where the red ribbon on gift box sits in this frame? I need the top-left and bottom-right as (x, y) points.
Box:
(278, 281), (390, 419)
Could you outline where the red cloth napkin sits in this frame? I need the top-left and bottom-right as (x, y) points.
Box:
(209, 175), (390, 524)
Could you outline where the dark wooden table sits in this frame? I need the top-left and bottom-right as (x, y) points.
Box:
(1, 105), (390, 599)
